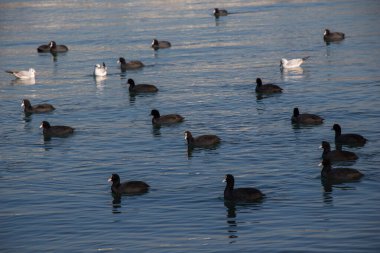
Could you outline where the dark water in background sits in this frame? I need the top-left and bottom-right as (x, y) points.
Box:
(1, 0), (380, 252)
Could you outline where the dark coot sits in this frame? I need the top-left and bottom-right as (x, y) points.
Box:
(128, 78), (158, 93)
(332, 124), (367, 147)
(150, 109), (184, 125)
(320, 158), (363, 183)
(184, 130), (220, 148)
(108, 173), (150, 195)
(151, 39), (171, 50)
(320, 141), (358, 162)
(40, 121), (74, 137)
(255, 78), (282, 94)
(118, 57), (144, 71)
(224, 174), (264, 202)
(22, 99), (55, 114)
(291, 107), (324, 125)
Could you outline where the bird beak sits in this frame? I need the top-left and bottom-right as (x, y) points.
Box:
(108, 177), (112, 182)
(21, 101), (24, 107)
(117, 60), (120, 64)
(319, 145), (323, 149)
(39, 123), (43, 128)
(222, 179), (226, 183)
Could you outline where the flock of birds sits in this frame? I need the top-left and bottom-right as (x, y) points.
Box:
(7, 7), (365, 204)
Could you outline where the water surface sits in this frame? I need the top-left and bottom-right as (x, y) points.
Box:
(1, 0), (380, 252)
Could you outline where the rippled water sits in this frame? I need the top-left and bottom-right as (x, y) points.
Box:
(1, 0), (380, 252)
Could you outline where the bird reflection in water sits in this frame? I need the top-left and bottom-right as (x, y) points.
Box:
(151, 124), (161, 137)
(112, 194), (122, 214)
(224, 201), (238, 243)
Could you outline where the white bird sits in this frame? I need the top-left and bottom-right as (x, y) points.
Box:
(6, 68), (36, 79)
(94, 62), (107, 77)
(280, 57), (309, 69)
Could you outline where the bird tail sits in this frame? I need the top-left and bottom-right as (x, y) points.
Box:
(302, 56), (310, 61)
(5, 70), (14, 74)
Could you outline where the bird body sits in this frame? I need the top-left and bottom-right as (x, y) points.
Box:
(324, 29), (345, 42)
(49, 41), (68, 53)
(108, 174), (149, 195)
(332, 124), (367, 147)
(118, 57), (144, 71)
(150, 109), (184, 125)
(37, 44), (50, 53)
(40, 121), (74, 137)
(214, 8), (228, 17)
(94, 62), (107, 77)
(128, 79), (158, 93)
(22, 99), (55, 114)
(184, 131), (220, 148)
(321, 159), (363, 183)
(280, 56), (309, 69)
(255, 78), (282, 93)
(224, 174), (264, 202)
(291, 108), (323, 125)
(38, 41), (68, 53)
(151, 39), (171, 50)
(6, 68), (36, 79)
(320, 141), (358, 162)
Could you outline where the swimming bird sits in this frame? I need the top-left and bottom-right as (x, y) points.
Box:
(320, 141), (358, 162)
(108, 173), (150, 195)
(37, 42), (51, 53)
(150, 109), (184, 125)
(184, 131), (220, 148)
(128, 78), (158, 93)
(6, 68), (36, 79)
(117, 57), (144, 71)
(223, 174), (264, 202)
(320, 158), (363, 183)
(323, 29), (345, 42)
(280, 56), (309, 69)
(40, 121), (74, 138)
(48, 41), (69, 53)
(94, 62), (107, 77)
(332, 124), (367, 147)
(22, 99), (55, 114)
(255, 78), (282, 93)
(151, 39), (171, 50)
(213, 8), (228, 17)
(291, 107), (324, 125)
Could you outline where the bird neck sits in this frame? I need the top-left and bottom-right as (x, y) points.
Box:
(334, 128), (341, 137)
(321, 164), (332, 177)
(186, 136), (194, 145)
(293, 109), (299, 117)
(224, 182), (234, 199)
(24, 103), (32, 110)
(128, 83), (135, 91)
(111, 181), (120, 192)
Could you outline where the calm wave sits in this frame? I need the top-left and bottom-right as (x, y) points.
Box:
(1, 0), (380, 252)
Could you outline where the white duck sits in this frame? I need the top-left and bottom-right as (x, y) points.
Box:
(280, 56), (309, 69)
(94, 62), (107, 77)
(6, 68), (36, 79)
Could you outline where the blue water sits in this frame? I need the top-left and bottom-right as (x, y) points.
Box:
(1, 0), (380, 252)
